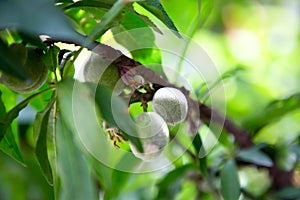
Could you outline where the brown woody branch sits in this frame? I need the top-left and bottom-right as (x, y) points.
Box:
(45, 37), (293, 190)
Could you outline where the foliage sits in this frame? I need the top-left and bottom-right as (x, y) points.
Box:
(0, 0), (300, 200)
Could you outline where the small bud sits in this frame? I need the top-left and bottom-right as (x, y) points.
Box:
(133, 75), (144, 85)
(152, 87), (188, 125)
(129, 112), (169, 161)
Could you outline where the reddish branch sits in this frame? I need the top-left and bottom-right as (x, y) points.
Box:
(46, 38), (293, 190)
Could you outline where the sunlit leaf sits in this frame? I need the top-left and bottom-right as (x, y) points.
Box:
(34, 92), (56, 184)
(112, 10), (156, 60)
(220, 159), (240, 200)
(134, 12), (162, 34)
(87, 0), (129, 43)
(55, 116), (96, 200)
(198, 0), (215, 27)
(65, 5), (107, 35)
(112, 10), (165, 76)
(137, 0), (181, 38)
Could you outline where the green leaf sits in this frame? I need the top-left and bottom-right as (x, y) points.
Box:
(55, 115), (96, 200)
(47, 103), (61, 199)
(237, 146), (273, 167)
(137, 0), (181, 38)
(0, 129), (24, 165)
(134, 12), (162, 34)
(0, 88), (52, 142)
(57, 79), (92, 133)
(63, 0), (112, 10)
(192, 133), (207, 175)
(112, 10), (156, 50)
(200, 66), (245, 102)
(0, 0), (80, 41)
(244, 92), (300, 132)
(156, 164), (194, 200)
(276, 187), (300, 199)
(88, 156), (113, 193)
(93, 83), (143, 152)
(98, 64), (121, 90)
(65, 7), (106, 35)
(61, 48), (82, 79)
(109, 154), (140, 197)
(86, 0), (129, 44)
(0, 91), (24, 164)
(198, 0), (215, 27)
(34, 92), (56, 184)
(111, 170), (131, 198)
(42, 45), (60, 72)
(220, 160), (240, 200)
(112, 10), (165, 76)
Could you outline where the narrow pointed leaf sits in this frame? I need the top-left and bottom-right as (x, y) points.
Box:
(47, 103), (61, 199)
(0, 89), (52, 141)
(192, 133), (207, 175)
(237, 147), (273, 167)
(137, 0), (181, 38)
(112, 10), (165, 76)
(0, 129), (24, 165)
(87, 0), (128, 43)
(56, 116), (96, 200)
(220, 160), (240, 200)
(0, 91), (24, 164)
(63, 0), (112, 10)
(42, 45), (60, 72)
(34, 92), (56, 184)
